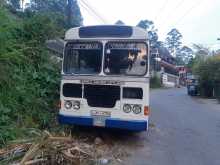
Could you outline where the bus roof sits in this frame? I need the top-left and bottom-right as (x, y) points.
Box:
(65, 25), (148, 40)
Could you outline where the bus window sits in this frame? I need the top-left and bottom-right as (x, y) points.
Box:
(63, 42), (102, 74)
(123, 87), (143, 99)
(104, 42), (148, 76)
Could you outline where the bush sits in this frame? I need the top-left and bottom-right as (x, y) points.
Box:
(0, 8), (61, 146)
(150, 76), (162, 88)
(193, 55), (220, 98)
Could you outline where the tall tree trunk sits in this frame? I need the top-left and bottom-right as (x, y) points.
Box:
(66, 0), (82, 28)
(67, 0), (74, 28)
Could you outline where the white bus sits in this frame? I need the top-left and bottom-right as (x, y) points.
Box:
(59, 25), (150, 131)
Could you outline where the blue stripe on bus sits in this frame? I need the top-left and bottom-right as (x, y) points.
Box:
(58, 114), (147, 131)
(58, 115), (93, 126)
(105, 119), (147, 131)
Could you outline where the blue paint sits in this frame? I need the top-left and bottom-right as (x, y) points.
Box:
(58, 114), (148, 131)
(105, 118), (147, 131)
(58, 115), (93, 126)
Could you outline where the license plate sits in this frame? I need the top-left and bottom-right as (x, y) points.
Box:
(91, 110), (111, 117)
(93, 116), (106, 127)
(91, 110), (111, 127)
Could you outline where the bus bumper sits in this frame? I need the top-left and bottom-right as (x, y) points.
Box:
(58, 115), (148, 131)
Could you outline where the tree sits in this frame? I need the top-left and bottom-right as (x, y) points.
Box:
(0, 0), (5, 7)
(193, 55), (220, 97)
(115, 20), (125, 25)
(187, 44), (210, 70)
(136, 19), (158, 47)
(8, 0), (20, 9)
(165, 28), (182, 56)
(188, 44), (220, 98)
(176, 46), (193, 65)
(30, 0), (66, 12)
(29, 0), (82, 28)
(193, 44), (210, 58)
(137, 20), (154, 30)
(66, 0), (82, 28)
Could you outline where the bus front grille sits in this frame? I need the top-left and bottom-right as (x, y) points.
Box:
(84, 85), (120, 108)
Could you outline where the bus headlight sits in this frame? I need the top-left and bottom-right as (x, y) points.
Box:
(64, 100), (72, 109)
(123, 104), (132, 113)
(132, 104), (142, 114)
(72, 101), (80, 110)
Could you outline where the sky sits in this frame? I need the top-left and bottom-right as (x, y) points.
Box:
(78, 0), (220, 49)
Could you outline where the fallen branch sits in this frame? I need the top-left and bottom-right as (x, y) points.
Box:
(24, 158), (47, 165)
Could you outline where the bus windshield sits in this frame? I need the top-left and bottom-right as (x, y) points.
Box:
(104, 42), (148, 76)
(63, 42), (102, 74)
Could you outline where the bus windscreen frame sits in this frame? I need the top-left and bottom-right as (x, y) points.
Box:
(63, 42), (103, 75)
(104, 42), (148, 76)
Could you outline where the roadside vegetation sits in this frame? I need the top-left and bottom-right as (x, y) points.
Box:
(150, 76), (162, 89)
(0, 0), (82, 146)
(188, 45), (220, 101)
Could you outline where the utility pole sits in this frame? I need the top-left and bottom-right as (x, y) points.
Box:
(151, 48), (161, 77)
(155, 48), (160, 72)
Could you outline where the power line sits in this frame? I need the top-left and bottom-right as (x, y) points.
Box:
(172, 0), (204, 27)
(81, 0), (106, 21)
(83, 0), (108, 24)
(79, 0), (108, 24)
(161, 0), (204, 36)
(80, 0), (104, 22)
(78, 0), (105, 24)
(154, 0), (170, 22)
(159, 0), (186, 26)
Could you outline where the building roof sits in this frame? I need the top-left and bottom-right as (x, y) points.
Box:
(158, 47), (174, 60)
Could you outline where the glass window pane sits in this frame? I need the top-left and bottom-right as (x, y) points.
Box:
(63, 42), (102, 74)
(104, 42), (148, 76)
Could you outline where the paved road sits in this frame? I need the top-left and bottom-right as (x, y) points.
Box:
(124, 87), (220, 165)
